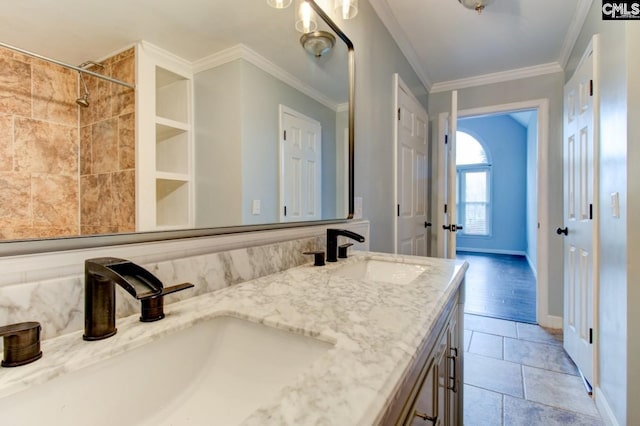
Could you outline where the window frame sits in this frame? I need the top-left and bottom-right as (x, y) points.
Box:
(455, 130), (492, 237)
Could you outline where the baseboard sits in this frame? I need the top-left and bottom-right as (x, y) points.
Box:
(537, 314), (563, 329)
(456, 248), (527, 256)
(525, 254), (537, 278)
(595, 387), (620, 426)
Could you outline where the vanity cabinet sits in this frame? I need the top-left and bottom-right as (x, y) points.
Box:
(379, 284), (464, 426)
(136, 42), (195, 231)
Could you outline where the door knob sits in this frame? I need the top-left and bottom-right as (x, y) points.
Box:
(556, 227), (568, 236)
(424, 221), (432, 228)
(443, 224), (461, 232)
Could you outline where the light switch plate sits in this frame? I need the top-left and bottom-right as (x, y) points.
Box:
(252, 199), (261, 215)
(611, 192), (619, 218)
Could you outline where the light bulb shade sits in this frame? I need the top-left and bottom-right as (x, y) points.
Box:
(267, 0), (292, 8)
(295, 0), (318, 33)
(334, 0), (358, 19)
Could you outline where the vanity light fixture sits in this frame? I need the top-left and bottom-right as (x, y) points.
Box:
(267, 0), (292, 8)
(295, 0), (318, 33)
(458, 0), (492, 13)
(335, 0), (358, 19)
(300, 30), (336, 57)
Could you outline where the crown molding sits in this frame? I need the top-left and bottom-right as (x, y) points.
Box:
(430, 62), (563, 93)
(558, 0), (594, 68)
(368, 0), (432, 91)
(192, 44), (339, 111)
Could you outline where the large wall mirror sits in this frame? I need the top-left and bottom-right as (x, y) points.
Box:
(0, 0), (354, 254)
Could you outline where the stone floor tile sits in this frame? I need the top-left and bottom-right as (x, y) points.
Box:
(516, 322), (563, 346)
(464, 329), (472, 352)
(504, 395), (603, 425)
(469, 331), (503, 359)
(463, 384), (503, 426)
(504, 337), (578, 375)
(464, 352), (523, 397)
(464, 314), (518, 338)
(523, 366), (599, 417)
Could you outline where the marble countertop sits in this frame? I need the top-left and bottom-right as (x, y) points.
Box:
(0, 251), (467, 425)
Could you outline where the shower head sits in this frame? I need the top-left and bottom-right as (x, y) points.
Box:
(76, 71), (90, 108)
(78, 60), (104, 69)
(76, 93), (90, 108)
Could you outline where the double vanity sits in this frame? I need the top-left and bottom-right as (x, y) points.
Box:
(0, 247), (466, 425)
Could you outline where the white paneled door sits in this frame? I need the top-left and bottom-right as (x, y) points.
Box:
(280, 106), (322, 222)
(396, 77), (430, 256)
(561, 36), (599, 387)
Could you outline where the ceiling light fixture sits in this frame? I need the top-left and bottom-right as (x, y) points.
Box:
(300, 30), (336, 57)
(267, 0), (292, 9)
(335, 0), (358, 19)
(458, 0), (492, 14)
(295, 0), (318, 33)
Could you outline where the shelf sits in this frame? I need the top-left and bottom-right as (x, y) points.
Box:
(156, 118), (189, 139)
(156, 179), (190, 227)
(156, 172), (190, 182)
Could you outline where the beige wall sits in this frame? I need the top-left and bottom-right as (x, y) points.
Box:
(0, 46), (135, 240)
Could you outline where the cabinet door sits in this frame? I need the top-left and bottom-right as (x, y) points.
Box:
(408, 357), (438, 425)
(446, 306), (461, 425)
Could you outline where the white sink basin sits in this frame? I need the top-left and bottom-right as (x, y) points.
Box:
(333, 259), (427, 285)
(0, 316), (332, 425)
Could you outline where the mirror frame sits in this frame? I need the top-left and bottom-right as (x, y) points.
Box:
(0, 0), (355, 257)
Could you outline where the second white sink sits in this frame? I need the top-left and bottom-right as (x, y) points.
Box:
(333, 259), (427, 285)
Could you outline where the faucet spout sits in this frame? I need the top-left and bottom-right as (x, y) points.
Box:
(84, 258), (163, 341)
(326, 229), (365, 262)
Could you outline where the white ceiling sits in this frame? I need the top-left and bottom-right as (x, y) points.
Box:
(369, 0), (593, 92)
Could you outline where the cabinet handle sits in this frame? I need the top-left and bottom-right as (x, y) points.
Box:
(414, 411), (437, 424)
(447, 354), (457, 393)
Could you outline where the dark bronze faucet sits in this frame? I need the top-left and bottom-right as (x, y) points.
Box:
(326, 229), (365, 262)
(0, 321), (42, 367)
(83, 258), (194, 341)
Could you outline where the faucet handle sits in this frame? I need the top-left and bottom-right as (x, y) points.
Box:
(140, 283), (194, 322)
(0, 322), (43, 367)
(338, 243), (354, 259)
(303, 251), (325, 266)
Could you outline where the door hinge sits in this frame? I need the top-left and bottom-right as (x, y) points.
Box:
(589, 203), (593, 220)
(444, 204), (448, 214)
(283, 130), (287, 140)
(589, 80), (593, 97)
(397, 204), (400, 217)
(445, 134), (448, 145)
(284, 206), (287, 216)
(398, 108), (401, 121)
(589, 328), (593, 344)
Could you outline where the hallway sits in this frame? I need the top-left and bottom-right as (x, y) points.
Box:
(457, 253), (536, 324)
(463, 314), (602, 425)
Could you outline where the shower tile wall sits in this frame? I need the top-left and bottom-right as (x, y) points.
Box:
(0, 45), (136, 239)
(0, 48), (79, 239)
(80, 47), (136, 235)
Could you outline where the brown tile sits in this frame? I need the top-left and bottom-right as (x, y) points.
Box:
(113, 169), (135, 231)
(0, 47), (32, 64)
(80, 125), (92, 175)
(0, 173), (31, 227)
(0, 55), (31, 117)
(81, 225), (118, 236)
(0, 115), (13, 171)
(31, 226), (79, 239)
(79, 67), (111, 125)
(32, 174), (78, 227)
(104, 47), (135, 65)
(118, 113), (135, 170)
(111, 55), (135, 117)
(81, 173), (115, 226)
(91, 118), (118, 174)
(14, 117), (78, 175)
(32, 60), (77, 126)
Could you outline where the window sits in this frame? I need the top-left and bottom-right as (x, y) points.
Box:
(456, 131), (491, 236)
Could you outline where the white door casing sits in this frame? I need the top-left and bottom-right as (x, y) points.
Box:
(395, 75), (430, 256)
(279, 105), (322, 222)
(442, 91), (458, 259)
(562, 35), (599, 387)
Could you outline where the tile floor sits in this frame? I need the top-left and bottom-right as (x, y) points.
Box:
(463, 314), (603, 425)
